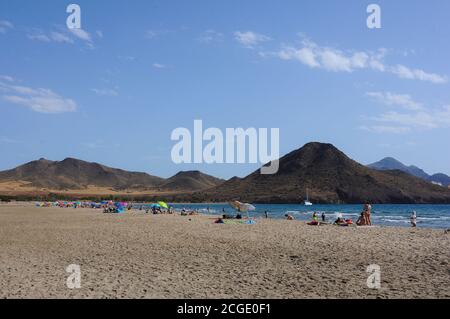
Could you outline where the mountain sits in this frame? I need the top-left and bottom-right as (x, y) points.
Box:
(428, 173), (450, 187)
(369, 157), (450, 187)
(0, 158), (225, 193)
(1, 146), (450, 202)
(0, 158), (164, 190)
(159, 171), (224, 192)
(202, 142), (450, 204)
(368, 157), (430, 180)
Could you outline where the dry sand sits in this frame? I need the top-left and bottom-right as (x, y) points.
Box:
(0, 203), (449, 299)
(0, 181), (185, 196)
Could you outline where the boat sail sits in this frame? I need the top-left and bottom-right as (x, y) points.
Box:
(304, 189), (313, 206)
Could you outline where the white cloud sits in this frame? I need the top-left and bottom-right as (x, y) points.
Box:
(359, 125), (411, 134)
(145, 30), (158, 39)
(320, 49), (354, 72)
(27, 27), (94, 47)
(0, 20), (13, 28)
(0, 20), (13, 34)
(145, 29), (169, 39)
(27, 32), (51, 42)
(0, 80), (77, 114)
(270, 37), (446, 84)
(390, 64), (447, 84)
(50, 31), (74, 44)
(91, 88), (118, 96)
(234, 31), (271, 48)
(152, 63), (166, 69)
(374, 111), (439, 129)
(366, 91), (423, 110)
(198, 29), (224, 43)
(0, 75), (14, 82)
(363, 92), (450, 133)
(275, 39), (386, 73)
(96, 30), (103, 38)
(69, 28), (92, 42)
(277, 46), (320, 68)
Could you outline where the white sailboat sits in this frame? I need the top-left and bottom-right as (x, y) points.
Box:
(304, 189), (313, 206)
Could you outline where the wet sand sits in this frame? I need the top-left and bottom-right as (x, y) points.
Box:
(0, 203), (449, 299)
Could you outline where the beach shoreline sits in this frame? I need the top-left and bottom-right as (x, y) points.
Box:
(0, 204), (449, 299)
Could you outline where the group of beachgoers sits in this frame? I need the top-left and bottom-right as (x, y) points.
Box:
(284, 203), (419, 228)
(142, 206), (174, 215)
(283, 204), (371, 227)
(36, 200), (422, 228)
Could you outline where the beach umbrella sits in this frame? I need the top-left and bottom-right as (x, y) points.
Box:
(228, 201), (256, 220)
(157, 201), (169, 209)
(229, 201), (241, 211)
(228, 201), (255, 212)
(240, 203), (256, 212)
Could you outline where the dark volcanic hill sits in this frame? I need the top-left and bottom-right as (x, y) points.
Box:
(202, 142), (450, 204)
(159, 171), (224, 192)
(0, 158), (164, 190)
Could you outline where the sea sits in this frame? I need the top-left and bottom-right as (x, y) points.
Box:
(165, 203), (450, 229)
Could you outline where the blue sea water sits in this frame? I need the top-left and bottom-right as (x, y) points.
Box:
(167, 203), (450, 229)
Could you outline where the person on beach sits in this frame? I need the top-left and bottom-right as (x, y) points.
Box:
(308, 212), (320, 225)
(285, 214), (294, 220)
(312, 212), (319, 223)
(334, 216), (344, 225)
(356, 212), (365, 226)
(363, 203), (372, 226)
(410, 211), (417, 228)
(265, 211), (269, 219)
(321, 212), (326, 222)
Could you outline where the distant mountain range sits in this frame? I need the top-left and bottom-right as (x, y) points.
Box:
(0, 158), (223, 193)
(1, 143), (450, 204)
(368, 157), (450, 187)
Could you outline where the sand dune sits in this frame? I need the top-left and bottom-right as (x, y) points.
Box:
(0, 203), (449, 298)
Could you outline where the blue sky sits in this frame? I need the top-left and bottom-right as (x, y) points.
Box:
(1, 0), (450, 179)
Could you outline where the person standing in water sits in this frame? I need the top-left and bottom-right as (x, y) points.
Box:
(264, 211), (269, 219)
(363, 203), (372, 226)
(321, 212), (326, 222)
(410, 211), (417, 228)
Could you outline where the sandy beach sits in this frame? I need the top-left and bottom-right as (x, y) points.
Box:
(0, 203), (449, 299)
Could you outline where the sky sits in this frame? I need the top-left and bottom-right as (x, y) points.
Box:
(1, 0), (450, 179)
